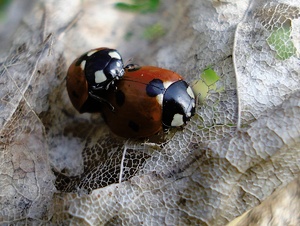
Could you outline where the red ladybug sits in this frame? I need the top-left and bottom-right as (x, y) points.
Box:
(66, 47), (124, 113)
(100, 64), (196, 138)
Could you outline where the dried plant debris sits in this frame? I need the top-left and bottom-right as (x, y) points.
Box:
(54, 137), (151, 193)
(255, 2), (300, 30)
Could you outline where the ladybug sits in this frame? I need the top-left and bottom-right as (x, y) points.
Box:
(100, 64), (196, 138)
(66, 47), (124, 113)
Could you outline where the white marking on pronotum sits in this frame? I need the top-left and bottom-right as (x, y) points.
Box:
(187, 86), (195, 99)
(163, 81), (173, 89)
(95, 70), (107, 84)
(156, 93), (163, 106)
(109, 51), (122, 60)
(80, 60), (86, 71)
(171, 114), (184, 127)
(87, 50), (97, 57)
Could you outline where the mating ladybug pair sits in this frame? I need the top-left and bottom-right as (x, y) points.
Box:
(67, 47), (196, 138)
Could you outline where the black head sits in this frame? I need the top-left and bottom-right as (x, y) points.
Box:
(162, 80), (195, 128)
(77, 48), (124, 91)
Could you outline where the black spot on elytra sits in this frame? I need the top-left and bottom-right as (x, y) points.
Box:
(146, 79), (165, 97)
(72, 91), (79, 98)
(115, 90), (125, 106)
(128, 120), (139, 132)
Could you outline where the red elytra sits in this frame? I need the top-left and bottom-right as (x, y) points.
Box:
(100, 65), (184, 138)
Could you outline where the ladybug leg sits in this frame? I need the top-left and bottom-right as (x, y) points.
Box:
(90, 80), (116, 91)
(88, 91), (115, 112)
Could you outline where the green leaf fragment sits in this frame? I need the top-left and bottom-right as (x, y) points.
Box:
(201, 68), (219, 86)
(115, 0), (160, 13)
(124, 31), (134, 41)
(115, 3), (143, 12)
(192, 80), (209, 104)
(0, 0), (11, 20)
(267, 23), (297, 60)
(191, 68), (220, 103)
(143, 23), (165, 40)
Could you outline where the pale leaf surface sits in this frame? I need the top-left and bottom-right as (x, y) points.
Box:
(0, 0), (299, 225)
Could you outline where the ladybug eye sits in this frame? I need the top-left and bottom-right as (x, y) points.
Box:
(103, 58), (124, 79)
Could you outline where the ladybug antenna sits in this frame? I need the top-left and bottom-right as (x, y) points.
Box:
(124, 57), (133, 66)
